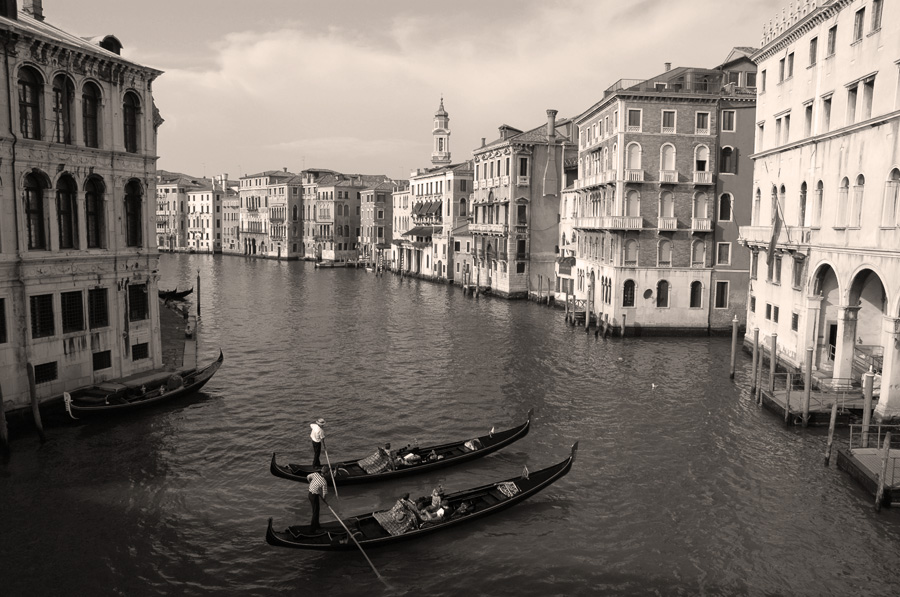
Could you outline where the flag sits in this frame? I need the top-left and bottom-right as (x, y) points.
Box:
(767, 200), (782, 267)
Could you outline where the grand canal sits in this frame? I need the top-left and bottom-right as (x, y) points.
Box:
(3, 252), (900, 596)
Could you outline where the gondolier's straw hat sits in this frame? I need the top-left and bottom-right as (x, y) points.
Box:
(316, 418), (326, 426)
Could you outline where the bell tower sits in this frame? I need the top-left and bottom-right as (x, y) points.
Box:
(431, 97), (451, 165)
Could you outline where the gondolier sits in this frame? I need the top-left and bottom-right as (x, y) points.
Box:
(310, 417), (326, 467)
(307, 467), (328, 532)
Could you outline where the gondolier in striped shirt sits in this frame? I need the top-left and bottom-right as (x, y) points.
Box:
(307, 467), (329, 532)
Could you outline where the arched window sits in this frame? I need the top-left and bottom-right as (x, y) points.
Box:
(720, 146), (735, 174)
(659, 191), (674, 218)
(292, 205), (298, 220)
(657, 280), (670, 308)
(612, 143), (618, 172)
(18, 66), (42, 140)
(658, 239), (672, 267)
(851, 174), (864, 227)
(719, 193), (732, 221)
(660, 144), (675, 171)
(695, 145), (710, 172)
(52, 74), (75, 144)
(25, 172), (47, 249)
(626, 190), (640, 217)
(753, 188), (761, 225)
(883, 169), (900, 227)
(624, 239), (638, 265)
(799, 182), (807, 226)
(124, 180), (143, 247)
(459, 198), (466, 217)
(623, 280), (635, 307)
(56, 174), (78, 249)
(693, 192), (708, 219)
(626, 143), (641, 170)
(771, 186), (779, 223)
(814, 181), (824, 227)
(82, 82), (101, 148)
(691, 239), (705, 267)
(84, 177), (105, 249)
(123, 92), (141, 153)
(690, 281), (703, 308)
(837, 177), (849, 225)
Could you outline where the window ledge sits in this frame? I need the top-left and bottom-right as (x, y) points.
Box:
(807, 63), (817, 70)
(851, 39), (863, 47)
(868, 28), (882, 38)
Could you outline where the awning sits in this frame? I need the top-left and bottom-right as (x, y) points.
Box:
(556, 255), (576, 276)
(403, 226), (438, 237)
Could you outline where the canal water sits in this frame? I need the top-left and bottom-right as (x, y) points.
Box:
(2, 253), (900, 596)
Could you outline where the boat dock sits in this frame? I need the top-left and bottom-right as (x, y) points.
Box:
(757, 372), (872, 427)
(836, 425), (900, 507)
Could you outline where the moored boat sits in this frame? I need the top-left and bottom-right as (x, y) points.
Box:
(266, 441), (577, 550)
(158, 287), (194, 301)
(63, 350), (223, 418)
(271, 409), (533, 485)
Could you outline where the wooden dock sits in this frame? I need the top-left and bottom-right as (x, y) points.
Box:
(837, 447), (900, 507)
(759, 387), (870, 427)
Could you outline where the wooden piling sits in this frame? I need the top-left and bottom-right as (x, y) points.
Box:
(584, 284), (591, 333)
(755, 356), (764, 404)
(824, 401), (838, 466)
(862, 369), (874, 449)
(27, 363), (45, 443)
(620, 313), (626, 338)
(564, 289), (569, 322)
(802, 346), (813, 428)
(768, 332), (778, 392)
(750, 327), (759, 393)
(196, 270), (201, 318)
(537, 275), (542, 304)
(475, 268), (480, 298)
(0, 382), (8, 454)
(784, 373), (792, 424)
(875, 432), (892, 512)
(729, 315), (738, 379)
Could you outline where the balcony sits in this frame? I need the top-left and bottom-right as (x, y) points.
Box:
(516, 252), (529, 261)
(658, 217), (677, 230)
(603, 170), (617, 184)
(473, 180), (480, 190)
(501, 175), (509, 186)
(469, 222), (508, 235)
(574, 216), (604, 230)
(691, 260), (706, 268)
(492, 177), (500, 188)
(514, 224), (528, 235)
(693, 171), (713, 185)
(691, 217), (712, 231)
(659, 170), (678, 184)
(739, 225), (812, 247)
(625, 169), (644, 182)
(605, 216), (643, 230)
(517, 175), (530, 187)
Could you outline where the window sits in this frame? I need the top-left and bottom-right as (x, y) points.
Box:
(853, 8), (865, 42)
(33, 362), (58, 384)
(690, 281), (702, 308)
(746, 72), (757, 88)
(61, 291), (84, 334)
(0, 298), (6, 344)
(760, 70), (766, 92)
(624, 239), (638, 266)
(822, 96), (832, 131)
(656, 280), (669, 308)
(716, 242), (731, 265)
(836, 177), (850, 225)
(765, 303), (772, 320)
(691, 240), (705, 267)
(626, 143), (641, 170)
(883, 168), (900, 227)
(799, 182), (808, 226)
(516, 262), (525, 274)
(658, 240), (672, 267)
(720, 147), (736, 174)
(661, 110), (676, 133)
(30, 294), (54, 338)
(18, 66), (42, 140)
(627, 109), (641, 131)
(851, 174), (864, 228)
(25, 172), (46, 250)
(89, 287), (109, 328)
(123, 92), (140, 153)
(791, 313), (799, 332)
(774, 255), (782, 284)
(827, 25), (837, 56)
(715, 281), (729, 309)
(773, 306), (780, 323)
(721, 110), (735, 132)
(750, 250), (758, 279)
(93, 350), (112, 371)
(51, 74), (74, 144)
(132, 342), (149, 360)
(460, 179), (467, 192)
(125, 180), (143, 247)
(809, 37), (818, 66)
(783, 114), (790, 144)
(128, 284), (149, 321)
(695, 112), (710, 134)
(804, 103), (813, 136)
(660, 144), (675, 172)
(750, 295), (756, 312)
(872, 0), (883, 31)
(623, 280), (635, 307)
(778, 57), (785, 82)
(847, 85), (858, 125)
(757, 122), (765, 150)
(519, 157), (528, 177)
(57, 175), (78, 250)
(792, 257), (805, 289)
(814, 181), (824, 227)
(695, 146), (709, 172)
(787, 52), (794, 78)
(862, 77), (874, 120)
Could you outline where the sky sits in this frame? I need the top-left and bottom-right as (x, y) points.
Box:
(49, 0), (785, 181)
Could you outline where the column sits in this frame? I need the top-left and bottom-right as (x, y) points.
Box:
(875, 316), (900, 420)
(832, 305), (860, 383)
(804, 295), (823, 371)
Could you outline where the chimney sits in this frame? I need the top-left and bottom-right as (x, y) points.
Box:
(481, 137), (486, 147)
(546, 109), (558, 140)
(283, 167), (287, 173)
(664, 62), (672, 72)
(23, 0), (42, 21)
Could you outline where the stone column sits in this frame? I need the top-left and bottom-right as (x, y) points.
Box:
(875, 316), (900, 421)
(804, 295), (823, 371)
(832, 305), (860, 383)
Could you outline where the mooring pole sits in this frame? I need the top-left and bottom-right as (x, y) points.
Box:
(196, 270), (201, 318)
(564, 289), (569, 322)
(862, 368), (874, 449)
(730, 315), (739, 379)
(750, 327), (760, 393)
(802, 346), (813, 428)
(621, 313), (626, 338)
(26, 363), (45, 443)
(875, 432), (892, 512)
(0, 383), (9, 454)
(784, 373), (792, 424)
(755, 354), (764, 405)
(769, 332), (778, 392)
(824, 401), (839, 466)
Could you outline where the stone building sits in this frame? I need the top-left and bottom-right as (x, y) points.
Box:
(471, 110), (577, 298)
(566, 49), (756, 334)
(155, 171), (198, 251)
(221, 181), (241, 255)
(0, 1), (165, 409)
(186, 177), (229, 254)
(740, 0), (899, 420)
(238, 169), (294, 256)
(359, 181), (395, 267)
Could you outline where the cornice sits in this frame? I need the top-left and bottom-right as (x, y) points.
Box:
(753, 0), (852, 64)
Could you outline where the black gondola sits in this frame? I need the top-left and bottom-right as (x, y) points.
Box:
(266, 441), (577, 550)
(270, 409), (533, 485)
(158, 287), (194, 301)
(63, 350), (223, 418)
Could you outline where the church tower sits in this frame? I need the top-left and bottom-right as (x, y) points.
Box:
(431, 97), (451, 165)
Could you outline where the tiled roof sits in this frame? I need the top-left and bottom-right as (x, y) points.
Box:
(479, 120), (573, 150)
(242, 170), (296, 180)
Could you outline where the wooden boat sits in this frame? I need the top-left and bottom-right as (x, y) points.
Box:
(158, 287), (193, 301)
(270, 409), (533, 485)
(266, 441), (577, 550)
(63, 350), (223, 418)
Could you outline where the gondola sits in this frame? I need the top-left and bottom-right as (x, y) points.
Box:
(266, 441), (577, 550)
(63, 350), (223, 418)
(158, 287), (193, 301)
(270, 409), (533, 485)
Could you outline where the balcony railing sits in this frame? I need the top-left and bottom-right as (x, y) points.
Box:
(470, 223), (508, 235)
(625, 169), (644, 182)
(658, 216), (677, 230)
(517, 175), (530, 187)
(514, 224), (528, 234)
(739, 225), (812, 246)
(603, 170), (617, 184)
(473, 180), (480, 190)
(574, 216), (604, 230)
(516, 252), (529, 261)
(691, 217), (712, 231)
(691, 260), (706, 268)
(623, 259), (637, 267)
(492, 177), (500, 187)
(501, 175), (509, 186)
(605, 216), (643, 230)
(657, 260), (672, 268)
(659, 170), (678, 184)
(661, 126), (675, 134)
(693, 171), (713, 185)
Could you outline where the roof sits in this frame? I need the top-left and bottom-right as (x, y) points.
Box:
(479, 118), (573, 151)
(403, 226), (439, 237)
(241, 170), (296, 180)
(363, 181), (396, 192)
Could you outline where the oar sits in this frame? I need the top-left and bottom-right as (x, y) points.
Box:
(322, 440), (340, 500)
(322, 497), (389, 588)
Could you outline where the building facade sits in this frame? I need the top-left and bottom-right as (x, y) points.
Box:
(0, 1), (165, 409)
(155, 171), (196, 251)
(740, 0), (900, 420)
(359, 182), (395, 267)
(238, 170), (294, 256)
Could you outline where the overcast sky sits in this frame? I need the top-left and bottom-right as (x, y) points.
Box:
(50, 0), (783, 181)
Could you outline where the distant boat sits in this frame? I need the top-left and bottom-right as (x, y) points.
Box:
(158, 287), (193, 301)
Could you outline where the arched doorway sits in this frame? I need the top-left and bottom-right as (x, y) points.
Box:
(811, 264), (841, 373)
(836, 269), (888, 382)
